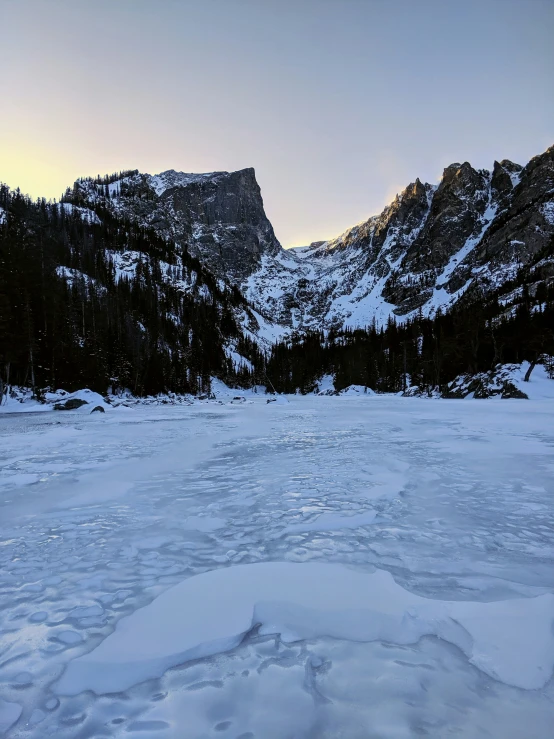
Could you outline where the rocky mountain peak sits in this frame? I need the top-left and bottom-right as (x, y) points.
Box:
(438, 161), (486, 194)
(72, 166), (282, 284)
(497, 159), (522, 174)
(491, 160), (521, 206)
(401, 177), (428, 201)
(475, 145), (554, 270)
(150, 166), (281, 282)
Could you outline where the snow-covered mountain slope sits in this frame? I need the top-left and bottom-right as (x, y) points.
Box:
(67, 145), (554, 336)
(246, 148), (554, 331)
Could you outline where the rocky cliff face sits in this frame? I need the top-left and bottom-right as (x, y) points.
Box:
(72, 167), (281, 284)
(68, 145), (554, 338)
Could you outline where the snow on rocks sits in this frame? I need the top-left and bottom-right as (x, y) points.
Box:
(266, 394), (289, 404)
(50, 389), (110, 412)
(0, 387), (111, 414)
(337, 384), (376, 396)
(445, 360), (554, 400)
(0, 381), (268, 415)
(316, 379), (376, 397)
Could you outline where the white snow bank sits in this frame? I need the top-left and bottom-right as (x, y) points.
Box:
(210, 377), (266, 398)
(56, 562), (554, 695)
(514, 361), (554, 400)
(316, 374), (335, 395)
(0, 381), (269, 414)
(0, 387), (110, 414)
(0, 388), (49, 413)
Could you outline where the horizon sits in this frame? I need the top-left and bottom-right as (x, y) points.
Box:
(1, 0), (553, 246)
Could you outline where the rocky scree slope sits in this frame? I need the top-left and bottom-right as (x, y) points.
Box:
(66, 146), (554, 335)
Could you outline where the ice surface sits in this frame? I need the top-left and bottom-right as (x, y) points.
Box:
(0, 701), (22, 734)
(56, 562), (554, 694)
(1, 397), (554, 737)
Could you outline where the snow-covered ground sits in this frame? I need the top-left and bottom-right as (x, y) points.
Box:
(1, 397), (554, 738)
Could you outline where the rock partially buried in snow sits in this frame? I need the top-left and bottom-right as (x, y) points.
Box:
(54, 398), (88, 411)
(266, 394), (289, 404)
(90, 405), (105, 413)
(317, 383), (375, 397)
(50, 388), (110, 412)
(55, 562), (554, 696)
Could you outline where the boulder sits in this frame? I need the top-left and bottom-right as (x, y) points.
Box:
(54, 398), (88, 411)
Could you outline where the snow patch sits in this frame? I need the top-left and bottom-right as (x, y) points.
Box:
(541, 201), (554, 225)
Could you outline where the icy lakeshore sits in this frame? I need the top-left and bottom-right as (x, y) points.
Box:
(1, 397), (554, 738)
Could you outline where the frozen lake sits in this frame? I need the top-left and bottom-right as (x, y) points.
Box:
(1, 396), (553, 738)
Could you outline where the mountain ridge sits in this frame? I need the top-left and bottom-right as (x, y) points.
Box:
(63, 144), (554, 338)
(1, 145), (553, 398)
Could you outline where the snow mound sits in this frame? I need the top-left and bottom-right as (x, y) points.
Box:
(266, 394), (289, 404)
(338, 385), (376, 396)
(56, 562), (554, 695)
(44, 388), (111, 413)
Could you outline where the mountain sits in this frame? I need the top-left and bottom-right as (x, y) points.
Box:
(248, 148), (554, 332)
(67, 167), (281, 284)
(0, 182), (265, 396)
(1, 145), (553, 399)
(66, 146), (554, 337)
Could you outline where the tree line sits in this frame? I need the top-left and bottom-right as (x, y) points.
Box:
(266, 254), (554, 395)
(0, 184), (264, 399)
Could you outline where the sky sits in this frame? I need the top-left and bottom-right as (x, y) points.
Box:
(1, 0), (553, 247)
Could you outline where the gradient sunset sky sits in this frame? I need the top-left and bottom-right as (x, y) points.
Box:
(1, 0), (553, 247)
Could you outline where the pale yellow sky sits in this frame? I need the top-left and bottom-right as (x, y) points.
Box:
(1, 0), (553, 247)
